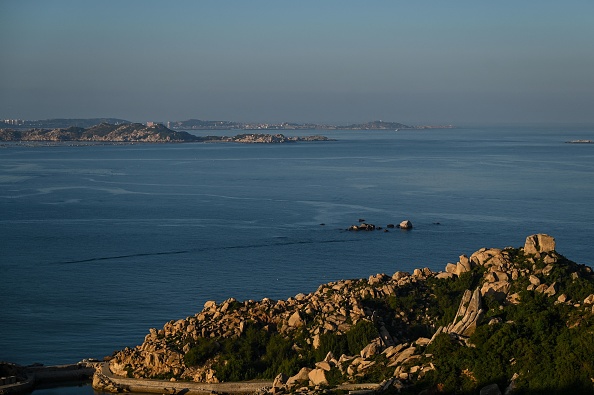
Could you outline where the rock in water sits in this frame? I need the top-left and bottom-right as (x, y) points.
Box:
(398, 220), (413, 229)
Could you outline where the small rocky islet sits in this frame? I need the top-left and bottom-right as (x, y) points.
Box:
(91, 234), (594, 395)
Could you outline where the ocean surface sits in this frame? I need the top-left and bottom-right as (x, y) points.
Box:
(1, 125), (593, 394)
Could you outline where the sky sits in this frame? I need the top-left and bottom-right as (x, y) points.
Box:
(1, 1), (594, 125)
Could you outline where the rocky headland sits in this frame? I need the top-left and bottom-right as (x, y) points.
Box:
(0, 123), (331, 144)
(93, 234), (594, 395)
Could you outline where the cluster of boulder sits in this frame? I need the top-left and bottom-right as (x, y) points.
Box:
(347, 220), (413, 232)
(96, 234), (594, 394)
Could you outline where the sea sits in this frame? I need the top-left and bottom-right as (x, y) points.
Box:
(1, 125), (593, 394)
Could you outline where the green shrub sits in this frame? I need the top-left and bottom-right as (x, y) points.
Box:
(184, 337), (220, 367)
(315, 320), (378, 361)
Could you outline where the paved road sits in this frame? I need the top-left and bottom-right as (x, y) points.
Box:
(97, 362), (273, 394)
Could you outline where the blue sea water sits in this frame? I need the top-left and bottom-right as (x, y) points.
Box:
(1, 125), (593, 394)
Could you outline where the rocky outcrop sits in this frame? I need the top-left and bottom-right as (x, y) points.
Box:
(398, 220), (413, 229)
(524, 234), (555, 255)
(347, 219), (413, 232)
(443, 288), (484, 338)
(230, 133), (330, 143)
(96, 234), (594, 394)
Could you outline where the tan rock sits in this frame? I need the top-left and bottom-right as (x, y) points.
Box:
(524, 234), (555, 255)
(358, 360), (376, 371)
(493, 271), (509, 282)
(557, 294), (568, 303)
(286, 367), (311, 387)
(459, 254), (471, 267)
(347, 364), (357, 376)
(480, 281), (511, 302)
(312, 334), (321, 349)
(583, 294), (594, 304)
(543, 254), (557, 264)
(368, 273), (389, 285)
(315, 361), (332, 371)
(288, 311), (304, 327)
(445, 263), (457, 274)
(308, 368), (328, 386)
(507, 293), (521, 305)
(535, 284), (548, 293)
(436, 272), (455, 280)
(511, 269), (519, 280)
(529, 275), (541, 286)
(544, 282), (557, 297)
(542, 264), (554, 276)
(360, 338), (381, 358)
(394, 346), (416, 364)
(272, 372), (288, 388)
(415, 338), (431, 346)
(485, 272), (497, 283)
(470, 248), (512, 270)
(323, 351), (335, 363)
(446, 288), (484, 337)
(399, 220), (413, 229)
(392, 271), (409, 281)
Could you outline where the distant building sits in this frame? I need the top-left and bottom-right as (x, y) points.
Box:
(3, 119), (24, 125)
(146, 121), (162, 127)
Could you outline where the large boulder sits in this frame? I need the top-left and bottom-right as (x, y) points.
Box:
(360, 338), (381, 358)
(524, 234), (555, 255)
(272, 372), (288, 388)
(286, 367), (312, 388)
(288, 311), (305, 327)
(446, 288), (484, 337)
(481, 281), (511, 302)
(398, 220), (413, 229)
(308, 368), (328, 386)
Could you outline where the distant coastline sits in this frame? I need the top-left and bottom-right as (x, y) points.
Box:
(0, 123), (332, 144)
(0, 118), (454, 131)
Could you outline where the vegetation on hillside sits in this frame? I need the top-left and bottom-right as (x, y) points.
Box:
(106, 236), (594, 394)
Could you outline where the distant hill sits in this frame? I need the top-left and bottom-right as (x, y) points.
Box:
(1, 118), (452, 131)
(170, 119), (242, 130)
(10, 118), (132, 129)
(335, 120), (411, 130)
(0, 123), (198, 143)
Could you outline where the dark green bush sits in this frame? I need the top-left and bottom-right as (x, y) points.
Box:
(315, 320), (378, 361)
(184, 337), (220, 367)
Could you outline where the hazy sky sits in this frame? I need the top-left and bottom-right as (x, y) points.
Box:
(1, 1), (593, 124)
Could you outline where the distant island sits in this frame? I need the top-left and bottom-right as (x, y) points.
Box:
(1, 118), (454, 131)
(168, 119), (450, 131)
(0, 123), (331, 144)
